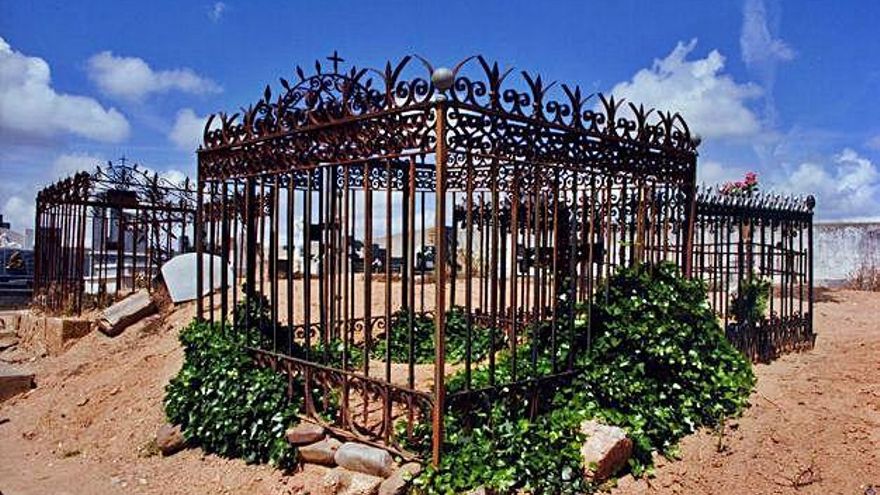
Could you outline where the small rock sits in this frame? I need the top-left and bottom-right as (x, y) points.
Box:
(77, 396), (89, 407)
(156, 423), (186, 456)
(319, 467), (383, 495)
(580, 420), (632, 482)
(466, 487), (489, 495)
(299, 437), (342, 466)
(286, 422), (325, 445)
(335, 442), (395, 478)
(379, 462), (422, 495)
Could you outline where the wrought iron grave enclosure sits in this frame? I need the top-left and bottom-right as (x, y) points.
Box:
(693, 188), (816, 362)
(195, 54), (702, 463)
(34, 160), (196, 314)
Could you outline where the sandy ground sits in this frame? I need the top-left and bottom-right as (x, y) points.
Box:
(1, 289), (878, 494)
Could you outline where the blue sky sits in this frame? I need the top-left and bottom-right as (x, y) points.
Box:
(1, 0), (879, 230)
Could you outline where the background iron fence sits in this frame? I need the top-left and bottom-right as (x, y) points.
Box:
(693, 188), (816, 362)
(34, 160), (196, 315)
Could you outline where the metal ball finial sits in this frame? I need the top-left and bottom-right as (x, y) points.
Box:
(691, 133), (702, 148)
(806, 195), (816, 210)
(431, 67), (455, 92)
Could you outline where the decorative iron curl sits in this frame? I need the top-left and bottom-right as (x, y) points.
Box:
(199, 53), (700, 167)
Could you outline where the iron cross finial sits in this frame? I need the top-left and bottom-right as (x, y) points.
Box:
(327, 50), (344, 73)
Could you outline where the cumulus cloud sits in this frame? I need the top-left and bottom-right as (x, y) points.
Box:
(609, 39), (762, 140)
(87, 52), (221, 101)
(209, 2), (227, 22)
(168, 108), (208, 150)
(0, 37), (129, 143)
(776, 148), (880, 220)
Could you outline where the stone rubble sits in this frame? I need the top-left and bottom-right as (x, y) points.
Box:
(378, 462), (422, 495)
(299, 437), (342, 466)
(156, 423), (187, 456)
(579, 419), (633, 482)
(285, 422), (326, 445)
(97, 290), (157, 337)
(335, 442), (396, 478)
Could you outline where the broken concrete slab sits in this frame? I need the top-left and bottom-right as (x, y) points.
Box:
(319, 467), (383, 495)
(335, 442), (395, 478)
(0, 363), (35, 402)
(44, 317), (92, 355)
(161, 253), (233, 303)
(580, 419), (633, 482)
(378, 462), (422, 495)
(286, 422), (326, 445)
(97, 290), (156, 337)
(299, 437), (342, 466)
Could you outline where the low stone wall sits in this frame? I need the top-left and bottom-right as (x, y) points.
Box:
(815, 222), (880, 286)
(2, 311), (93, 356)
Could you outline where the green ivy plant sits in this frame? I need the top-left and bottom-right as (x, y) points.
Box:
(414, 262), (755, 492)
(164, 318), (302, 469)
(371, 306), (503, 365)
(584, 262), (755, 471)
(729, 272), (772, 324)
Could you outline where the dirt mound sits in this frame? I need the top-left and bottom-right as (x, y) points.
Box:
(1, 290), (878, 494)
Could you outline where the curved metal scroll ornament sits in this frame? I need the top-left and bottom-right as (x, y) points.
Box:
(198, 53), (699, 179)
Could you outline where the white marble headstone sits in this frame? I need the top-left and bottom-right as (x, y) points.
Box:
(161, 252), (233, 303)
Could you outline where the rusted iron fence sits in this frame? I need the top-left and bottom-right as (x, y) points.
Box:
(693, 188), (816, 362)
(195, 54), (700, 462)
(34, 160), (196, 315)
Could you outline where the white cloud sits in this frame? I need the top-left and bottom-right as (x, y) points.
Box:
(1, 194), (34, 232)
(168, 108), (209, 151)
(866, 134), (880, 151)
(697, 160), (751, 187)
(740, 0), (794, 68)
(51, 152), (104, 178)
(609, 39), (762, 140)
(209, 2), (227, 22)
(775, 148), (880, 220)
(740, 0), (794, 126)
(0, 37), (129, 142)
(87, 52), (221, 101)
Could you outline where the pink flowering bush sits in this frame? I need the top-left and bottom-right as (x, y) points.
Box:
(720, 172), (758, 197)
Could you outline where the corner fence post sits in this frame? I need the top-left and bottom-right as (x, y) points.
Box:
(195, 177), (205, 321)
(432, 94), (448, 467)
(807, 195), (815, 338)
